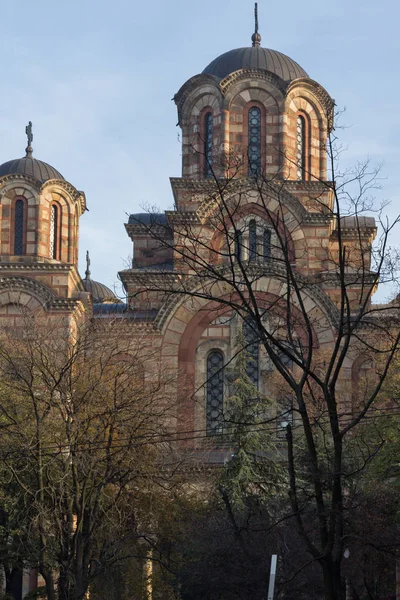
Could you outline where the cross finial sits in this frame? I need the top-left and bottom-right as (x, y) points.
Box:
(85, 250), (91, 280)
(25, 121), (33, 157)
(252, 3), (262, 47)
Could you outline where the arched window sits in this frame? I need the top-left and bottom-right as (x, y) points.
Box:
(297, 115), (306, 180)
(49, 204), (59, 259)
(234, 230), (243, 262)
(263, 229), (271, 261)
(206, 350), (224, 435)
(14, 199), (25, 255)
(204, 112), (213, 178)
(248, 107), (261, 176)
(248, 220), (257, 261)
(243, 319), (259, 388)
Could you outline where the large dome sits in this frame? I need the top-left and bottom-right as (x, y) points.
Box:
(203, 46), (308, 82)
(0, 153), (64, 182)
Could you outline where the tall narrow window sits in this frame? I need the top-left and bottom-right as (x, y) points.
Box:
(49, 205), (58, 259)
(248, 107), (261, 176)
(263, 229), (271, 261)
(297, 115), (306, 180)
(243, 319), (259, 388)
(14, 200), (25, 255)
(206, 350), (224, 435)
(234, 230), (243, 262)
(249, 220), (257, 260)
(204, 112), (213, 178)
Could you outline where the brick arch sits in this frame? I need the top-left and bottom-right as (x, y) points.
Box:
(180, 85), (223, 179)
(227, 85), (283, 178)
(0, 180), (39, 203)
(284, 91), (328, 181)
(166, 290), (327, 440)
(224, 79), (284, 112)
(41, 189), (77, 264)
(179, 82), (222, 124)
(208, 201), (297, 264)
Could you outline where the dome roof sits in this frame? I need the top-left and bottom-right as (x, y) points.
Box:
(203, 46), (308, 81)
(83, 277), (119, 304)
(82, 251), (121, 304)
(0, 152), (64, 182)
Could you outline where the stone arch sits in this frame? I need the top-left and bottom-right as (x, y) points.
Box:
(207, 200), (297, 264)
(285, 82), (331, 181)
(178, 82), (223, 179)
(161, 286), (336, 439)
(225, 79), (285, 177)
(174, 74), (222, 126)
(39, 184), (80, 264)
(0, 181), (38, 256)
(0, 277), (55, 307)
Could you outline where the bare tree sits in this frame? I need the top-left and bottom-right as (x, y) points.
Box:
(0, 311), (177, 600)
(124, 127), (400, 600)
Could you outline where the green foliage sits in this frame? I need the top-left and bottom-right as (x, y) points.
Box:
(221, 329), (286, 508)
(23, 587), (47, 599)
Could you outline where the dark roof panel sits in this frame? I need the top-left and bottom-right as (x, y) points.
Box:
(203, 47), (308, 81)
(128, 213), (167, 225)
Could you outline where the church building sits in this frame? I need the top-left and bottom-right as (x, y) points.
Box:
(0, 5), (397, 598)
(0, 9), (378, 446)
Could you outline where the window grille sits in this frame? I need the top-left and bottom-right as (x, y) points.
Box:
(297, 115), (306, 180)
(204, 112), (213, 178)
(14, 200), (24, 255)
(206, 350), (224, 435)
(50, 205), (58, 259)
(249, 220), (257, 260)
(234, 230), (243, 262)
(243, 319), (259, 388)
(263, 229), (271, 261)
(248, 107), (261, 176)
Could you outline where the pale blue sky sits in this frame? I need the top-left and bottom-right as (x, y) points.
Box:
(0, 0), (398, 301)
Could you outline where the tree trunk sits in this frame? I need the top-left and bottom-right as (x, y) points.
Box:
(5, 566), (22, 600)
(40, 567), (56, 600)
(322, 558), (343, 600)
(58, 564), (70, 600)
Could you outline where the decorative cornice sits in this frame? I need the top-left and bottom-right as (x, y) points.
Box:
(0, 173), (41, 192)
(220, 68), (288, 96)
(41, 180), (87, 213)
(125, 223), (173, 238)
(0, 262), (75, 272)
(0, 174), (86, 213)
(91, 318), (159, 332)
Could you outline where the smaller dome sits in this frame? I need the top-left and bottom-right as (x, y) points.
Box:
(82, 250), (121, 304)
(0, 154), (64, 182)
(83, 278), (120, 304)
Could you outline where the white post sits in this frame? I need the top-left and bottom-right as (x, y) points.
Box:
(267, 554), (278, 600)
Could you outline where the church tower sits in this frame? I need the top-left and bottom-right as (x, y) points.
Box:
(120, 5), (377, 442)
(0, 123), (88, 322)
